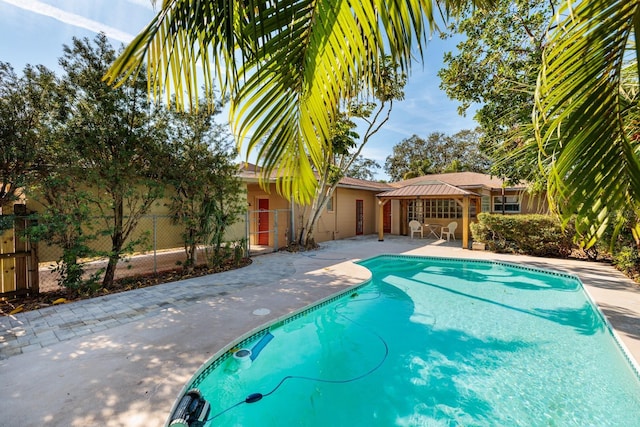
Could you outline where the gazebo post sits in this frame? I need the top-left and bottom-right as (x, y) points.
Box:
(462, 196), (470, 249)
(377, 199), (387, 241)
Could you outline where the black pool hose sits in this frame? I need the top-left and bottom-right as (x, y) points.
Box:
(204, 292), (387, 424)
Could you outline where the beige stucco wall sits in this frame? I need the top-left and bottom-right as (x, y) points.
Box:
(244, 183), (381, 247)
(520, 192), (549, 214)
(332, 187), (378, 241)
(294, 187), (379, 244)
(312, 199), (337, 242)
(390, 199), (401, 235)
(488, 190), (548, 214)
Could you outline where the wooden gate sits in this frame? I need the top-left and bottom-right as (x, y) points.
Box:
(0, 206), (39, 297)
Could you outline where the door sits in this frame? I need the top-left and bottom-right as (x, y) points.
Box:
(355, 200), (364, 235)
(383, 202), (391, 233)
(258, 199), (269, 245)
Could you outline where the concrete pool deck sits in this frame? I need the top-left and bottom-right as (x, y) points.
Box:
(1, 235), (639, 426)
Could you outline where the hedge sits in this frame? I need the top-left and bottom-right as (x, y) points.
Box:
(471, 213), (576, 258)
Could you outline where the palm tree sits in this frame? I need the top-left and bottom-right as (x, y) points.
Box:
(104, 0), (488, 204)
(534, 0), (640, 247)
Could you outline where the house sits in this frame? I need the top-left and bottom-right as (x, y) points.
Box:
(240, 164), (393, 249)
(242, 168), (547, 251)
(0, 168), (546, 295)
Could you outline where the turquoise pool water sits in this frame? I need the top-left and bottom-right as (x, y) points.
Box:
(173, 255), (640, 426)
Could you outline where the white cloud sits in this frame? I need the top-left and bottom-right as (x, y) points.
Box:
(124, 0), (156, 10)
(1, 0), (135, 42)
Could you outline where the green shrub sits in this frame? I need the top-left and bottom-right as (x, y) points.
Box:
(613, 246), (639, 274)
(471, 213), (575, 258)
(233, 238), (247, 267)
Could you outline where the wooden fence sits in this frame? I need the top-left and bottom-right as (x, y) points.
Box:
(0, 206), (38, 298)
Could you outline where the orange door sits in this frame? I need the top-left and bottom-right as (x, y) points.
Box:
(383, 202), (391, 233)
(356, 200), (364, 235)
(258, 199), (269, 245)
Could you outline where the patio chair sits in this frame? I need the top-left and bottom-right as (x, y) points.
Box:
(408, 220), (423, 239)
(440, 221), (458, 241)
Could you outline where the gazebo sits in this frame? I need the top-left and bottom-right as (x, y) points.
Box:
(376, 180), (482, 249)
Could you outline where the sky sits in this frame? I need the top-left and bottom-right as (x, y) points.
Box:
(0, 0), (478, 180)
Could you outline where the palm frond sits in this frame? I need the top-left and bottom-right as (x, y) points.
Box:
(534, 0), (640, 247)
(105, 0), (487, 203)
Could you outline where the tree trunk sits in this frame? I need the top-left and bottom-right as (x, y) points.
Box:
(299, 216), (319, 249)
(103, 228), (124, 287)
(184, 227), (197, 270)
(298, 184), (332, 249)
(102, 199), (124, 287)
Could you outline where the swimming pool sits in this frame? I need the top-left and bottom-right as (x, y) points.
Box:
(168, 255), (640, 426)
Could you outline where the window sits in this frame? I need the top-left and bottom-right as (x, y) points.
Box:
(493, 195), (520, 213)
(326, 195), (334, 212)
(427, 199), (463, 219)
(409, 199), (464, 221)
(481, 196), (491, 213)
(408, 200), (424, 222)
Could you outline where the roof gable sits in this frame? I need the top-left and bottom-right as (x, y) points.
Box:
(336, 176), (394, 191)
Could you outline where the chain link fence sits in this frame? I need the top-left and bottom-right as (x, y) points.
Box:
(36, 214), (248, 292)
(246, 209), (293, 255)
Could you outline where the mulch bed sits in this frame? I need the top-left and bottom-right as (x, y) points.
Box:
(0, 258), (252, 316)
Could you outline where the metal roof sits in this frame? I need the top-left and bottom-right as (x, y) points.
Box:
(377, 181), (479, 198)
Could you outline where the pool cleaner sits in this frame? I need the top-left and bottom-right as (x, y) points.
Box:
(168, 389), (210, 427)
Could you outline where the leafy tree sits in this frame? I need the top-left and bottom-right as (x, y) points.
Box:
(438, 0), (556, 186)
(384, 129), (489, 181)
(402, 158), (434, 180)
(27, 174), (103, 293)
(534, 0), (640, 248)
(297, 57), (405, 248)
(0, 62), (104, 291)
(0, 61), (109, 292)
(105, 0), (489, 205)
(166, 97), (246, 269)
(57, 34), (171, 287)
(0, 62), (57, 211)
(346, 156), (381, 181)
(444, 128), (491, 173)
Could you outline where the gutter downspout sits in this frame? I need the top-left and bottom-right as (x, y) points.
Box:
(289, 194), (295, 245)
